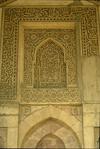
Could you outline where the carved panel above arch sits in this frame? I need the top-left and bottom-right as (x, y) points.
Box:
(20, 27), (80, 103)
(0, 6), (99, 101)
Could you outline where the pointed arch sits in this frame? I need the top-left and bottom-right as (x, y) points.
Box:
(21, 117), (81, 148)
(34, 38), (66, 63)
(34, 38), (67, 88)
(19, 106), (82, 148)
(36, 133), (65, 148)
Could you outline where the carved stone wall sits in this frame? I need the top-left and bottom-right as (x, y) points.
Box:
(36, 134), (65, 148)
(22, 118), (81, 148)
(21, 27), (80, 103)
(94, 127), (100, 148)
(19, 105), (82, 122)
(34, 39), (66, 88)
(0, 6), (99, 101)
(24, 29), (76, 87)
(0, 128), (7, 148)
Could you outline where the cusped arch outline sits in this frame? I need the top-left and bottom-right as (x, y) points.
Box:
(19, 106), (82, 147)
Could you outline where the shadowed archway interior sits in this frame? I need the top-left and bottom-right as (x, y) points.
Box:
(36, 133), (65, 148)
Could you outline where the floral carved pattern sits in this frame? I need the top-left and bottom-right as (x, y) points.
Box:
(24, 29), (76, 87)
(21, 87), (81, 103)
(0, 6), (99, 101)
(23, 29), (79, 102)
(34, 39), (66, 88)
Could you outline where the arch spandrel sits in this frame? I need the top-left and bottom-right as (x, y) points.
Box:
(21, 117), (81, 148)
(19, 106), (82, 148)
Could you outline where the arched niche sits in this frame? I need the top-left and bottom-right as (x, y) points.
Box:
(36, 133), (65, 148)
(34, 38), (66, 88)
(21, 118), (81, 148)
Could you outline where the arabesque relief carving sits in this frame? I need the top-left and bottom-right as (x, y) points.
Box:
(22, 28), (80, 102)
(24, 29), (76, 87)
(34, 39), (66, 88)
(21, 87), (81, 103)
(0, 6), (99, 101)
